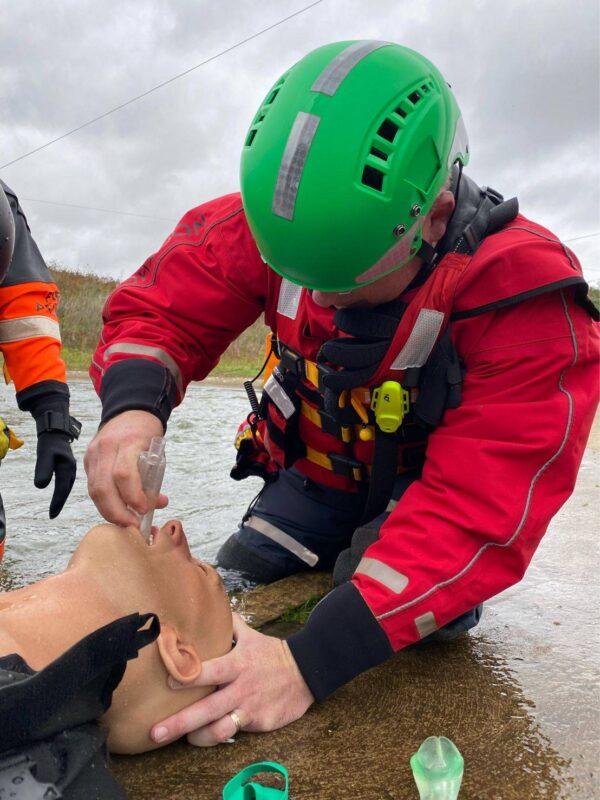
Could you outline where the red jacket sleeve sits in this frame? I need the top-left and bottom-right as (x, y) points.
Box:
(357, 287), (599, 649)
(91, 193), (273, 422)
(289, 287), (599, 700)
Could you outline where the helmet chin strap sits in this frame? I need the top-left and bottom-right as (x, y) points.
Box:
(417, 162), (464, 270)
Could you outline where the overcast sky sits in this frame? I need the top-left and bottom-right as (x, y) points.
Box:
(3, 0), (599, 283)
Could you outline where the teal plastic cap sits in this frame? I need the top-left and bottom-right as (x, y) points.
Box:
(223, 762), (289, 800)
(410, 736), (464, 800)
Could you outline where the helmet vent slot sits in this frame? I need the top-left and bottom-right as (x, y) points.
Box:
(377, 119), (399, 143)
(370, 147), (388, 161)
(408, 90), (422, 105)
(244, 78), (287, 148)
(362, 165), (384, 191)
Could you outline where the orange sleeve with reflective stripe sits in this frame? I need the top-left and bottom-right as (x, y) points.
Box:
(0, 281), (67, 392)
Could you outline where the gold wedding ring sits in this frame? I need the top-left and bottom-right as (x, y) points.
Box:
(229, 711), (242, 734)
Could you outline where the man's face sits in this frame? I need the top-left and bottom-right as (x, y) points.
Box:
(69, 520), (232, 660)
(310, 257), (421, 309)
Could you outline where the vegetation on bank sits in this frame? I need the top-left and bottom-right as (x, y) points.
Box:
(50, 265), (600, 377)
(49, 265), (268, 378)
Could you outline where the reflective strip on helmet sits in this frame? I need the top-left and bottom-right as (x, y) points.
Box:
(103, 342), (184, 398)
(245, 514), (319, 567)
(311, 40), (391, 96)
(0, 315), (60, 343)
(355, 557), (408, 594)
(355, 217), (423, 284)
(389, 308), (444, 370)
(272, 112), (320, 221)
(448, 115), (469, 168)
(414, 611), (438, 639)
(276, 279), (303, 319)
(311, 39), (390, 97)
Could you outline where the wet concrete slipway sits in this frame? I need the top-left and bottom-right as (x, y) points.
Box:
(1, 379), (598, 799)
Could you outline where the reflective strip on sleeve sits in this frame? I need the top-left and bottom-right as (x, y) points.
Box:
(311, 40), (391, 96)
(0, 316), (61, 344)
(272, 112), (320, 221)
(276, 279), (303, 320)
(414, 611), (438, 639)
(389, 308), (444, 370)
(245, 514), (319, 567)
(103, 342), (184, 398)
(355, 557), (409, 594)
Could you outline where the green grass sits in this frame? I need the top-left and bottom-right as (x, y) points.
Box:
(49, 265), (269, 378)
(48, 265), (600, 377)
(279, 594), (325, 625)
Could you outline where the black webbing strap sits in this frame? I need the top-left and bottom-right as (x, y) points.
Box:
(360, 427), (399, 524)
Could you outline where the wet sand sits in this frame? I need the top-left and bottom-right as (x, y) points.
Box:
(112, 432), (600, 799)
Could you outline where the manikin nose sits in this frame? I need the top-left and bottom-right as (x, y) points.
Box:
(161, 519), (184, 546)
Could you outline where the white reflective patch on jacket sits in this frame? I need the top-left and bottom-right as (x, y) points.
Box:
(355, 557), (408, 594)
(414, 611), (437, 639)
(0, 315), (60, 343)
(276, 279), (302, 320)
(389, 308), (444, 370)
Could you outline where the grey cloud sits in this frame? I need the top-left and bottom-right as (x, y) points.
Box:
(2, 0), (598, 281)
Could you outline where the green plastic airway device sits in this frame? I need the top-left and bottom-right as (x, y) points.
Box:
(222, 762), (289, 800)
(410, 736), (464, 799)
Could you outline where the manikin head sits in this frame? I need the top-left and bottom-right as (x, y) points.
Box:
(0, 520), (232, 754)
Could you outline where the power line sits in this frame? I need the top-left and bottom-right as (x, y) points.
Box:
(563, 231), (600, 244)
(1, 0), (323, 170)
(22, 196), (177, 222)
(22, 195), (600, 245)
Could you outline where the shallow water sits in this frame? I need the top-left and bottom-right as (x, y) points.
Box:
(1, 378), (599, 797)
(0, 379), (262, 590)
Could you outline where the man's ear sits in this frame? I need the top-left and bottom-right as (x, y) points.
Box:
(424, 190), (455, 246)
(156, 623), (203, 683)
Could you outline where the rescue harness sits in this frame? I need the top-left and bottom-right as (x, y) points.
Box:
(235, 171), (594, 522)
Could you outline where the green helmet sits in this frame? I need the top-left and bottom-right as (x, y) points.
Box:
(240, 41), (469, 292)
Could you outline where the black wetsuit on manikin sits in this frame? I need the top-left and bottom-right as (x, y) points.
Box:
(0, 613), (159, 800)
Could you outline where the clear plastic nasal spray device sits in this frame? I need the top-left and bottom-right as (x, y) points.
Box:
(138, 436), (166, 542)
(410, 736), (464, 800)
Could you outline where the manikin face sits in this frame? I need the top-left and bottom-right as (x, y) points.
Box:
(67, 520), (233, 753)
(68, 519), (232, 661)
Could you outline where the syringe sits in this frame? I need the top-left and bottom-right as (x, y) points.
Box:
(138, 436), (167, 543)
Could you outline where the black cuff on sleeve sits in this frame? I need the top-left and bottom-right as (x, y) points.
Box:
(16, 380), (70, 417)
(286, 582), (393, 702)
(100, 358), (176, 429)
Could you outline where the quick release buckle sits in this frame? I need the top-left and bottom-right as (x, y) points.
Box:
(278, 346), (303, 377)
(0, 754), (61, 799)
(370, 381), (410, 434)
(328, 452), (366, 482)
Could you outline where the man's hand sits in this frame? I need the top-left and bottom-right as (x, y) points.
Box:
(84, 410), (167, 526)
(151, 614), (314, 747)
(35, 431), (77, 518)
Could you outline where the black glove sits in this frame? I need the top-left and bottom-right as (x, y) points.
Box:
(15, 382), (82, 518)
(34, 427), (78, 518)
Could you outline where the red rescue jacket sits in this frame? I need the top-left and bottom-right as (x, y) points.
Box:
(92, 192), (599, 665)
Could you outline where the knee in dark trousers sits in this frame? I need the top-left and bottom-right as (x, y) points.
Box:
(217, 467), (366, 583)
